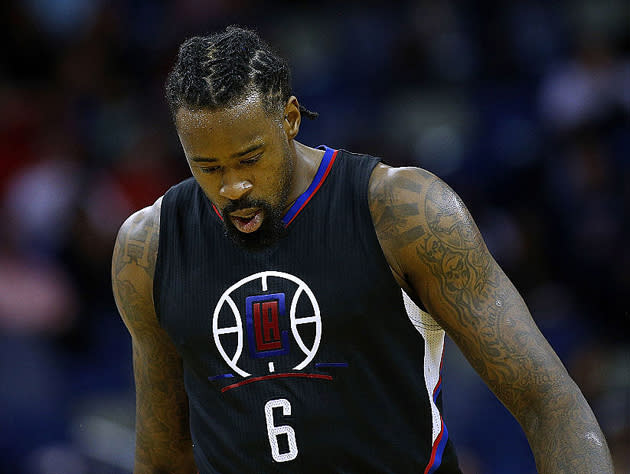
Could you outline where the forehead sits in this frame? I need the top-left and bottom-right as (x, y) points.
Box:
(175, 94), (280, 155)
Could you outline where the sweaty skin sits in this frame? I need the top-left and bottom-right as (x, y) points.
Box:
(112, 198), (197, 474)
(112, 97), (614, 473)
(368, 164), (614, 473)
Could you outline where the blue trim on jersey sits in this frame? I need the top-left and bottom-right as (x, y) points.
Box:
(433, 380), (442, 402)
(428, 421), (449, 474)
(428, 368), (448, 472)
(208, 373), (234, 381)
(315, 362), (349, 368)
(281, 145), (335, 226)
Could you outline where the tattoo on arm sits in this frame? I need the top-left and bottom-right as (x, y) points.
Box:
(370, 168), (613, 473)
(416, 180), (521, 385)
(112, 203), (197, 473)
(370, 167), (429, 252)
(113, 210), (159, 277)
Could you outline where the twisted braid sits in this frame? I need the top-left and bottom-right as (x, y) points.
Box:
(166, 26), (318, 120)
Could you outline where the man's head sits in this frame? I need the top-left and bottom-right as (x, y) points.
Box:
(165, 26), (316, 250)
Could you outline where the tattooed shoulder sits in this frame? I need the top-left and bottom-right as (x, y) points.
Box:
(112, 197), (163, 330)
(113, 197), (162, 277)
(368, 166), (490, 313)
(368, 164), (436, 251)
(368, 164), (437, 288)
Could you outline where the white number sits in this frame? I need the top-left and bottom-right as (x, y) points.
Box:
(264, 398), (298, 462)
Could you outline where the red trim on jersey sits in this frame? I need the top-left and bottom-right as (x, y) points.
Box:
(424, 418), (445, 474)
(212, 203), (223, 221)
(221, 373), (333, 392)
(433, 374), (442, 398)
(425, 344), (448, 473)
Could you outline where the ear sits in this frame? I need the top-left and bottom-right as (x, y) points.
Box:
(282, 96), (301, 140)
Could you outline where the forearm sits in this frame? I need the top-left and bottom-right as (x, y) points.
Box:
(520, 379), (613, 474)
(134, 449), (196, 474)
(133, 345), (197, 474)
(413, 235), (613, 471)
(134, 408), (196, 473)
(134, 400), (197, 473)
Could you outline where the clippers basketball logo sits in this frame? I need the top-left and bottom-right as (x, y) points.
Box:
(212, 271), (323, 379)
(246, 293), (290, 357)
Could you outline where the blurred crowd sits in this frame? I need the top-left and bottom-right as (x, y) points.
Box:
(0, 1), (628, 473)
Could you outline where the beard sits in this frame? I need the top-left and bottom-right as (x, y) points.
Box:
(222, 197), (288, 251)
(221, 145), (294, 251)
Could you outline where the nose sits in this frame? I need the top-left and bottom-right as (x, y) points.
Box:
(219, 169), (253, 201)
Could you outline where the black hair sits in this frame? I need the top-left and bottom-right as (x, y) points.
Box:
(165, 26), (318, 121)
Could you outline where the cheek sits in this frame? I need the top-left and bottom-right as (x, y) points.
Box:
(255, 156), (286, 192)
(255, 171), (283, 204)
(190, 172), (221, 202)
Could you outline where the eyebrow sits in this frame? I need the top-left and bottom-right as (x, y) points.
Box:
(190, 143), (264, 163)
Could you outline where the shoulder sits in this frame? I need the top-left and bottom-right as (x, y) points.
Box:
(367, 163), (482, 275)
(113, 196), (163, 276)
(111, 197), (163, 331)
(118, 196), (163, 243)
(367, 163), (443, 251)
(368, 163), (438, 205)
(368, 163), (475, 239)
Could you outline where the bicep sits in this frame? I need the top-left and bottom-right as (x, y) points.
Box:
(404, 178), (514, 352)
(410, 230), (556, 406)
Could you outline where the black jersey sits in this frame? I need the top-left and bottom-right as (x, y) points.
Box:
(154, 146), (461, 473)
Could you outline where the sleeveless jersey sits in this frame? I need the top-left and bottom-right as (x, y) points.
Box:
(154, 146), (461, 473)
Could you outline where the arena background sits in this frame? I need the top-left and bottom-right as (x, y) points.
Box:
(0, 1), (628, 472)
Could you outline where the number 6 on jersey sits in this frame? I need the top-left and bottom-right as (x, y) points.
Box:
(264, 398), (298, 462)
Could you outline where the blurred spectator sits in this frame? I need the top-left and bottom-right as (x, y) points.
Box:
(0, 0), (627, 472)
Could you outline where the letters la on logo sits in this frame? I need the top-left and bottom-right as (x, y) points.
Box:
(246, 293), (290, 357)
(213, 271), (322, 378)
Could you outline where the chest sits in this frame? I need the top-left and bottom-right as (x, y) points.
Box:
(162, 238), (396, 372)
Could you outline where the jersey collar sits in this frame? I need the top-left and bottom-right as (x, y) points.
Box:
(282, 145), (338, 227)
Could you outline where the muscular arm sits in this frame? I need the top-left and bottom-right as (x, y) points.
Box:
(112, 198), (197, 474)
(369, 164), (613, 473)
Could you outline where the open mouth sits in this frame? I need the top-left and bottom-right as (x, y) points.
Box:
(229, 209), (264, 233)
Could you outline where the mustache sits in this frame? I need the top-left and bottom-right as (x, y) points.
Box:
(222, 198), (267, 214)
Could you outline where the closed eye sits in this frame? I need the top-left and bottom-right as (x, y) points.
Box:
(199, 166), (220, 174)
(241, 153), (262, 165)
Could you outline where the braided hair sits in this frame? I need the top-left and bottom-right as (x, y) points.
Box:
(165, 26), (318, 121)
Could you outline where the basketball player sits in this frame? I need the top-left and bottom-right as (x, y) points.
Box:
(111, 26), (613, 473)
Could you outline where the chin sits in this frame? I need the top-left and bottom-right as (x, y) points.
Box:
(223, 219), (287, 251)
